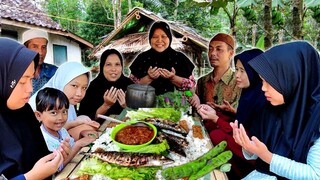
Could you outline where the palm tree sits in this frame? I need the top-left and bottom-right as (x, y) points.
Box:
(292, 0), (303, 39)
(264, 0), (273, 49)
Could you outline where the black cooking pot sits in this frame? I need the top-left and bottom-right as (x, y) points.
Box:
(126, 84), (156, 109)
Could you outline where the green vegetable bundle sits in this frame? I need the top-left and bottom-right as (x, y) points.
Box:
(77, 158), (160, 180)
(127, 108), (181, 122)
(161, 141), (233, 180)
(156, 89), (190, 113)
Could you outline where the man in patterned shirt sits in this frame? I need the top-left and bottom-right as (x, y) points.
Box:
(189, 33), (241, 114)
(22, 29), (58, 95)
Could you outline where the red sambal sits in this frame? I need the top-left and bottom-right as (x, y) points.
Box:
(115, 125), (154, 145)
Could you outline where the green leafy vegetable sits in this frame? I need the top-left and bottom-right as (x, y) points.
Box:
(77, 158), (160, 180)
(156, 89), (190, 112)
(127, 108), (181, 122)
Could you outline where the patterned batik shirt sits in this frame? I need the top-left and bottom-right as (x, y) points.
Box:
(32, 63), (57, 95)
(196, 68), (241, 109)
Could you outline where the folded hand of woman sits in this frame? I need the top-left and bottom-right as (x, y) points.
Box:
(25, 150), (63, 179)
(159, 67), (175, 79)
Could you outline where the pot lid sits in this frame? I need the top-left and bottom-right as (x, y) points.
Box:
(127, 84), (155, 91)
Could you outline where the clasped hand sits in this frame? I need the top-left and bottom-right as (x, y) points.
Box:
(103, 86), (126, 108)
(230, 120), (272, 164)
(197, 104), (219, 123)
(148, 66), (175, 80)
(207, 99), (236, 114)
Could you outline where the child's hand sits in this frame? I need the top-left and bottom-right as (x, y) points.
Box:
(80, 130), (99, 138)
(76, 115), (100, 128)
(77, 136), (96, 147)
(59, 138), (72, 160)
(86, 120), (100, 129)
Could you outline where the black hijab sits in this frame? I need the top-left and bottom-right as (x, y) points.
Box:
(79, 49), (133, 120)
(0, 38), (50, 178)
(148, 21), (173, 45)
(129, 21), (195, 95)
(248, 41), (320, 176)
(234, 49), (266, 130)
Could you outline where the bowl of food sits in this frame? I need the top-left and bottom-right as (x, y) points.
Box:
(110, 121), (157, 150)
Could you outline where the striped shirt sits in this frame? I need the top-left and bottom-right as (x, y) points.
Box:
(243, 138), (320, 179)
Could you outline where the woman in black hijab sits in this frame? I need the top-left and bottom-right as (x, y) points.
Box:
(231, 41), (320, 179)
(79, 49), (134, 121)
(234, 49), (266, 132)
(0, 38), (64, 179)
(129, 21), (195, 95)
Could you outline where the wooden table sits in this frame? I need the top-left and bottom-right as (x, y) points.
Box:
(54, 115), (228, 180)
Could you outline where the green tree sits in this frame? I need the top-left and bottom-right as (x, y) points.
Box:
(44, 0), (83, 33)
(78, 1), (114, 46)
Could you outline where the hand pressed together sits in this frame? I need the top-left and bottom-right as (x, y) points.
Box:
(147, 66), (176, 80)
(160, 67), (176, 79)
(147, 66), (161, 80)
(103, 86), (127, 108)
(231, 120), (272, 164)
(207, 99), (236, 114)
(197, 104), (219, 123)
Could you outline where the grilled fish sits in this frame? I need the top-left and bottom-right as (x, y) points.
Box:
(156, 133), (187, 157)
(144, 118), (187, 136)
(162, 131), (188, 148)
(81, 151), (174, 167)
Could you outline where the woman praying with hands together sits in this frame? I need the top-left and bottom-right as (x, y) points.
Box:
(231, 41), (320, 179)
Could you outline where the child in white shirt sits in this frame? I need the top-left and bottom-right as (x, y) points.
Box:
(34, 87), (97, 170)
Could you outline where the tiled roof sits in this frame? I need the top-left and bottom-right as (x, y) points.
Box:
(0, 0), (64, 31)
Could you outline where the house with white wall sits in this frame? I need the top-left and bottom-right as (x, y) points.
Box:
(0, 0), (93, 66)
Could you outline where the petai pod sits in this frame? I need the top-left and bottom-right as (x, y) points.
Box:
(161, 141), (227, 180)
(195, 140), (227, 162)
(189, 150), (233, 180)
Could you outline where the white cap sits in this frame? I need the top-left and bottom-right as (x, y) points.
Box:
(22, 29), (48, 44)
